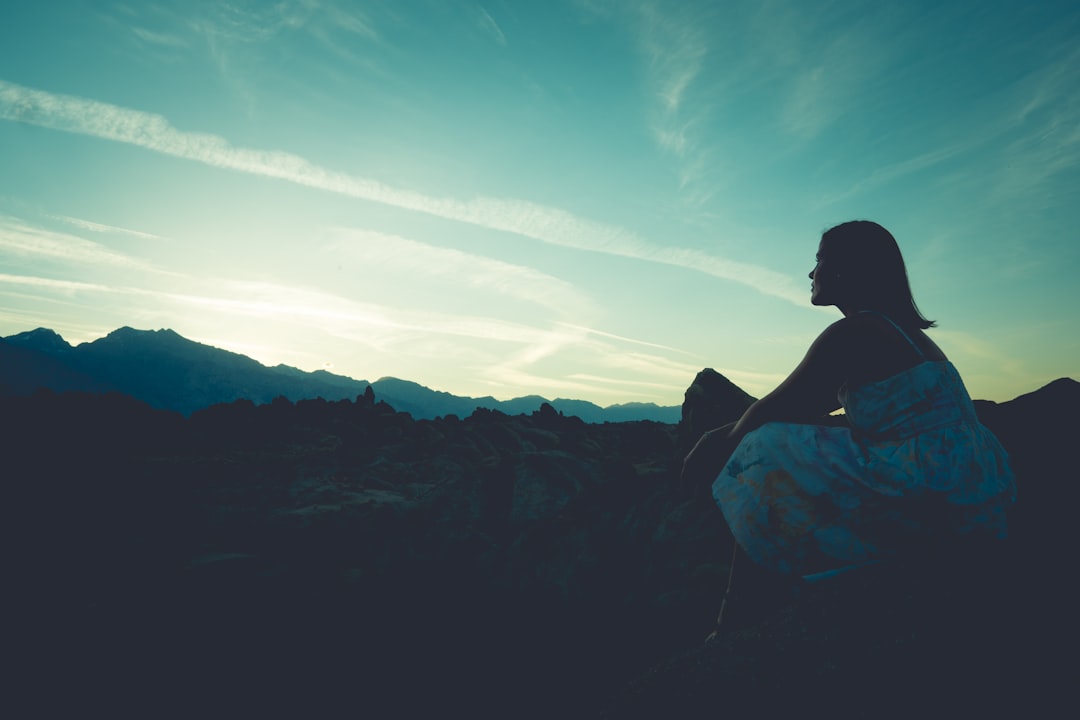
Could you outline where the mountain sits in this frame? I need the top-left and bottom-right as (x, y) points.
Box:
(2, 326), (371, 416)
(0, 327), (682, 422)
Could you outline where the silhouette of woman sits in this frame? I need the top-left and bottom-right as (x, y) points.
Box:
(684, 220), (1016, 580)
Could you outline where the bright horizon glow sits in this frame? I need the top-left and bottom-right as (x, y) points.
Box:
(1, 1), (1078, 405)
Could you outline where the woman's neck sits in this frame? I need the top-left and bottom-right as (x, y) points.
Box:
(837, 303), (863, 318)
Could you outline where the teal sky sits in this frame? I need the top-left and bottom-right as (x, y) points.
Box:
(2, 0), (1078, 405)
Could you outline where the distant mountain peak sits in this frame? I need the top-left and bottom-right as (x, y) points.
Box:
(106, 326), (180, 339)
(93, 327), (199, 354)
(3, 327), (73, 354)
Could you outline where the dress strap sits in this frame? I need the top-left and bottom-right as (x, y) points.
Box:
(858, 310), (924, 359)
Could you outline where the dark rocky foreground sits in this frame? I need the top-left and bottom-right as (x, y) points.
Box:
(4, 374), (1076, 717)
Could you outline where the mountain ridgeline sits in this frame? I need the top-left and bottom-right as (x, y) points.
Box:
(0, 326), (682, 422)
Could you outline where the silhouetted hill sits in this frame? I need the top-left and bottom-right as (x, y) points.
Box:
(999, 376), (1079, 419)
(0, 326), (681, 422)
(366, 375), (496, 418)
(970, 377), (1079, 470)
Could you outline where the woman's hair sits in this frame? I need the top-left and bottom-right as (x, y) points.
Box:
(822, 220), (936, 329)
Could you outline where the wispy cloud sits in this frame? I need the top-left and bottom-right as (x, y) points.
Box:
(179, 281), (589, 357)
(0, 272), (114, 294)
(183, 1), (379, 63)
(632, 3), (706, 118)
(325, 227), (596, 318)
(778, 26), (888, 139)
(131, 26), (187, 47)
(125, 1), (379, 113)
(781, 65), (832, 138)
(307, 2), (380, 68)
(623, 2), (715, 204)
(477, 5), (507, 46)
(192, 1), (314, 44)
(555, 321), (692, 355)
(52, 214), (163, 240)
(170, 280), (400, 330)
(595, 349), (703, 381)
(0, 78), (807, 305)
(992, 45), (1080, 204)
(816, 141), (977, 208)
(1012, 43), (1080, 125)
(0, 215), (165, 272)
(823, 41), (1080, 209)
(323, 3), (378, 40)
(482, 334), (730, 402)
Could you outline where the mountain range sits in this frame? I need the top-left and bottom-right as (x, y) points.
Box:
(0, 326), (684, 422)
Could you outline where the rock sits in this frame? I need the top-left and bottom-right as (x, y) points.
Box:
(678, 368), (756, 456)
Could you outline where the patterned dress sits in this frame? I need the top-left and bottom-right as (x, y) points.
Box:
(712, 317), (1016, 578)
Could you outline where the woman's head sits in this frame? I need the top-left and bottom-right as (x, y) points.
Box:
(809, 220), (935, 328)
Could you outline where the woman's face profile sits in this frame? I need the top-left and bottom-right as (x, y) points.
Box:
(809, 238), (837, 306)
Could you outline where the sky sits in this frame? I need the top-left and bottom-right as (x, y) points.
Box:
(1, 0), (1078, 407)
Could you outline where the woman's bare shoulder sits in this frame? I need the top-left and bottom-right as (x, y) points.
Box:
(911, 329), (949, 362)
(812, 315), (881, 349)
(833, 313), (948, 383)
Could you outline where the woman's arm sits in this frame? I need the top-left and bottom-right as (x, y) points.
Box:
(724, 319), (854, 444)
(680, 318), (858, 498)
